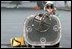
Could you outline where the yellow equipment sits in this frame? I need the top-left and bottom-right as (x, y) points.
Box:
(10, 36), (25, 47)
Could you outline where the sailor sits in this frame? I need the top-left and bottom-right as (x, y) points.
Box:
(34, 1), (56, 15)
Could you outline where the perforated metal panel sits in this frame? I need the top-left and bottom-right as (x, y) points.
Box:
(24, 14), (61, 46)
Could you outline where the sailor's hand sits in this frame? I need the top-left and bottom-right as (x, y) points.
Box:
(33, 6), (40, 10)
